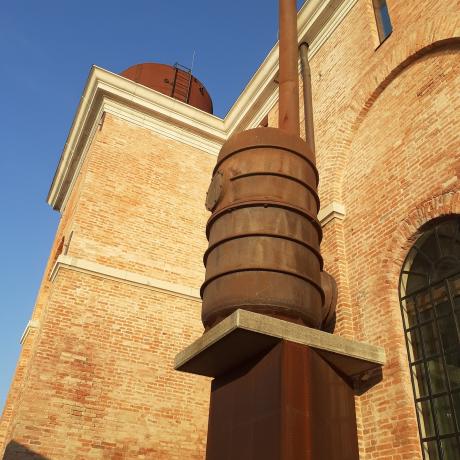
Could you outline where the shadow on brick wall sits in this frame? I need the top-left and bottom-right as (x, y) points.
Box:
(2, 441), (50, 460)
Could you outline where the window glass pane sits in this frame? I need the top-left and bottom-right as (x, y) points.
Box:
(449, 277), (460, 310)
(432, 284), (448, 312)
(438, 220), (457, 239)
(432, 395), (456, 435)
(403, 297), (418, 328)
(417, 400), (436, 438)
(422, 440), (440, 460)
(440, 437), (460, 460)
(380, 8), (392, 38)
(455, 240), (460, 260)
(418, 292), (435, 322)
(450, 276), (460, 294)
(421, 322), (440, 358)
(446, 349), (460, 390)
(453, 391), (460, 423)
(433, 258), (459, 283)
(434, 299), (450, 318)
(427, 358), (447, 394)
(408, 328), (423, 362)
(372, 0), (393, 42)
(406, 266), (430, 295)
(412, 363), (429, 399)
(438, 315), (459, 352)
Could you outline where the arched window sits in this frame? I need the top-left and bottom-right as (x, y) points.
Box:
(399, 217), (460, 459)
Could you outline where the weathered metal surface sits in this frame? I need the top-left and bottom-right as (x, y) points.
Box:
(299, 42), (337, 332)
(120, 62), (213, 113)
(205, 341), (359, 460)
(205, 171), (224, 212)
(202, 128), (323, 329)
(320, 271), (337, 332)
(299, 42), (316, 156)
(278, 0), (300, 135)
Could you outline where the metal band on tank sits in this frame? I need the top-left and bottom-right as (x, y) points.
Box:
(203, 232), (324, 267)
(205, 201), (323, 240)
(200, 267), (325, 302)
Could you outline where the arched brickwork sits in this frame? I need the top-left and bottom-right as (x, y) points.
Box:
(324, 15), (460, 203)
(382, 190), (460, 309)
(336, 26), (460, 456)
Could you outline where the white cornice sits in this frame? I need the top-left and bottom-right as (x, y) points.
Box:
(102, 98), (224, 156)
(20, 320), (40, 345)
(50, 255), (201, 302)
(48, 0), (359, 212)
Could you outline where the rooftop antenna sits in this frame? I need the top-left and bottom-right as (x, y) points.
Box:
(191, 50), (196, 74)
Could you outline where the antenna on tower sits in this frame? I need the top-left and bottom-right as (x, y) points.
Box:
(191, 50), (196, 74)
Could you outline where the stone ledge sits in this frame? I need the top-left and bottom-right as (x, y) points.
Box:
(50, 255), (201, 301)
(175, 309), (385, 382)
(318, 201), (346, 226)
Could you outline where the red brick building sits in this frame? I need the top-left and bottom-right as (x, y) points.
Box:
(1, 0), (459, 458)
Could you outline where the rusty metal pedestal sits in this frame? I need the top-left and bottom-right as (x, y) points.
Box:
(175, 310), (385, 460)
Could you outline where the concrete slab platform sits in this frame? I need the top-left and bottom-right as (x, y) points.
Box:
(175, 309), (385, 381)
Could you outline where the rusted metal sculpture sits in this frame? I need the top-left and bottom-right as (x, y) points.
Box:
(196, 1), (362, 459)
(202, 0), (323, 331)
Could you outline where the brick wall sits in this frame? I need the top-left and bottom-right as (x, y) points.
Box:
(0, 150), (91, 452)
(1, 116), (215, 458)
(268, 1), (459, 458)
(2, 269), (209, 459)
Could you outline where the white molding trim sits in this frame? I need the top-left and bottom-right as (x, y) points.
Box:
(20, 320), (40, 345)
(50, 255), (201, 302)
(102, 98), (224, 156)
(48, 0), (359, 212)
(318, 202), (346, 226)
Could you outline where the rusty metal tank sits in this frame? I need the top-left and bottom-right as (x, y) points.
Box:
(202, 127), (324, 329)
(121, 63), (213, 114)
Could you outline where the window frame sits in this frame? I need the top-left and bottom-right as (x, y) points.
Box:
(372, 0), (393, 44)
(399, 218), (460, 459)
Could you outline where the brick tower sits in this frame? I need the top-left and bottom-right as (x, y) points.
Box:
(0, 63), (218, 459)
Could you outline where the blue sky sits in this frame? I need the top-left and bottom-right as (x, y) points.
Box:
(0, 1), (305, 411)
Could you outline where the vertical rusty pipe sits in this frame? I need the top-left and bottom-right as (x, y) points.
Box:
(278, 0), (300, 136)
(299, 42), (316, 155)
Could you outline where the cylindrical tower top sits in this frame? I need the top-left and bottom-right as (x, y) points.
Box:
(120, 62), (213, 114)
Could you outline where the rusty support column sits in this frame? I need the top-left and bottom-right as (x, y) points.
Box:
(299, 42), (315, 155)
(278, 0), (300, 136)
(205, 341), (359, 460)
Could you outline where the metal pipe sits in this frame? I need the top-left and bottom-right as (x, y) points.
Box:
(278, 0), (300, 136)
(299, 42), (315, 155)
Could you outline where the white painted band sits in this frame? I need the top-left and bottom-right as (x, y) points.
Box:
(49, 255), (201, 302)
